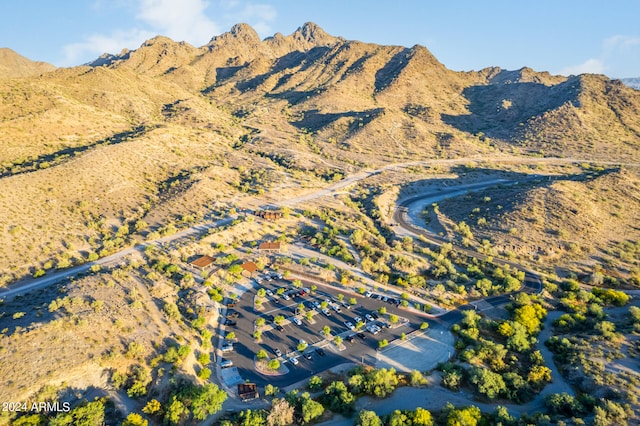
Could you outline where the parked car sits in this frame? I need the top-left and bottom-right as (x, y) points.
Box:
(356, 332), (366, 340)
(381, 296), (388, 303)
(365, 314), (374, 322)
(354, 317), (363, 325)
(289, 357), (299, 365)
(276, 325), (284, 332)
(221, 342), (234, 352)
(303, 352), (313, 360)
(331, 304), (341, 313)
(292, 317), (302, 326)
(274, 348), (282, 357)
(371, 312), (379, 319)
(344, 321), (355, 330)
(223, 319), (237, 326)
(282, 294), (290, 301)
(315, 347), (326, 357)
(220, 359), (233, 368)
(345, 335), (355, 343)
(321, 308), (331, 316)
(226, 311), (240, 319)
(266, 289), (274, 297)
(365, 291), (373, 297)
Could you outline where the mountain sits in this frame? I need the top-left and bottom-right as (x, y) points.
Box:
(0, 23), (639, 284)
(621, 77), (640, 89)
(0, 47), (55, 77)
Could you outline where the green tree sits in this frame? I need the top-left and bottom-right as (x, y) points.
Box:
(322, 325), (331, 337)
(197, 367), (211, 380)
(264, 384), (279, 397)
(357, 410), (382, 426)
(470, 367), (506, 399)
(122, 413), (148, 426)
(192, 384), (228, 420)
(164, 396), (188, 425)
(257, 349), (268, 360)
(446, 405), (482, 426)
(323, 381), (355, 414)
(238, 409), (267, 426)
(513, 304), (546, 334)
(387, 410), (411, 426)
(410, 370), (428, 387)
(301, 397), (324, 424)
(362, 368), (399, 397)
(334, 335), (343, 347)
(268, 359), (281, 371)
(411, 407), (433, 426)
(142, 399), (162, 415)
(308, 375), (323, 391)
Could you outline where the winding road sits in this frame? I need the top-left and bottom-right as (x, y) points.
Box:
(391, 178), (543, 326)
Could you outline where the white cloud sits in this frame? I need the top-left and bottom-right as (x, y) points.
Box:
(560, 58), (606, 76)
(604, 35), (640, 51)
(137, 0), (220, 44)
(62, 28), (155, 66)
(60, 0), (277, 66)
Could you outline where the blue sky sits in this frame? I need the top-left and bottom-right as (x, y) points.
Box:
(1, 0), (639, 78)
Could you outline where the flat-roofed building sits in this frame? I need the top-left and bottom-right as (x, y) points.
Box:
(190, 255), (216, 271)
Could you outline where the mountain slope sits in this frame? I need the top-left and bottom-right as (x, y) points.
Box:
(0, 23), (639, 283)
(0, 48), (56, 78)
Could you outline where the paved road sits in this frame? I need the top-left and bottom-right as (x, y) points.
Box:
(391, 178), (544, 327)
(3, 154), (629, 300)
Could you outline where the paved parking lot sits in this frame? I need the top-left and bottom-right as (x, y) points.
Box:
(218, 271), (452, 388)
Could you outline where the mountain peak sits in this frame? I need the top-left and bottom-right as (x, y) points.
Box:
(209, 23), (261, 46)
(292, 22), (337, 46)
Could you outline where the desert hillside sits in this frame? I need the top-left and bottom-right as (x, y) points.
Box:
(0, 48), (56, 78)
(0, 22), (639, 284)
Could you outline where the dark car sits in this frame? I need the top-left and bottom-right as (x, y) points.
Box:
(223, 319), (237, 326)
(226, 311), (240, 319)
(276, 325), (284, 332)
(345, 335), (355, 343)
(315, 348), (326, 357)
(371, 312), (379, 319)
(266, 315), (275, 323)
(303, 352), (313, 360)
(356, 332), (366, 340)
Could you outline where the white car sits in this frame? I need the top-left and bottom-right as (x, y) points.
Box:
(365, 314), (374, 322)
(266, 289), (274, 297)
(344, 321), (355, 330)
(289, 357), (299, 365)
(292, 317), (302, 326)
(365, 291), (373, 297)
(331, 304), (341, 313)
(221, 342), (234, 352)
(321, 308), (331, 316)
(282, 294), (290, 300)
(220, 359), (234, 368)
(354, 317), (363, 324)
